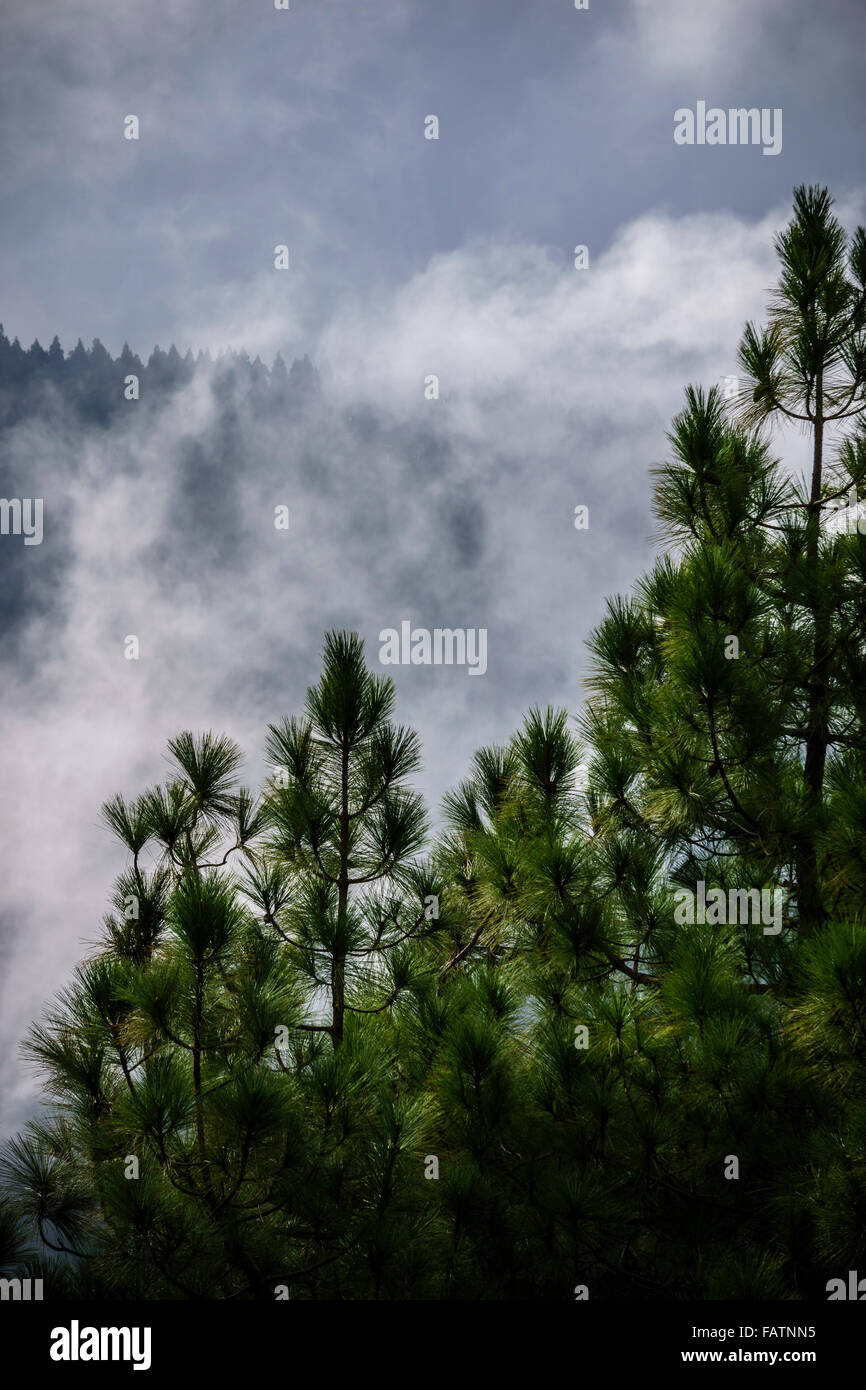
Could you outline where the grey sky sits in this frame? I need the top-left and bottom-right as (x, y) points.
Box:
(1, 0), (864, 1136)
(1, 0), (864, 356)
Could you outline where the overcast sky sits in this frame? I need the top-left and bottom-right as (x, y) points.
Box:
(1, 0), (864, 1137)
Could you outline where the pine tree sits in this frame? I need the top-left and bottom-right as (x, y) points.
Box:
(259, 630), (435, 1048)
(736, 185), (866, 928)
(0, 634), (443, 1298)
(570, 184), (866, 1293)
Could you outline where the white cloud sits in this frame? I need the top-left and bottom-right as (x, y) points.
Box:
(610, 0), (794, 82)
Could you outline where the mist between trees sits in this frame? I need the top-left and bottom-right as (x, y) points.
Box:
(1, 187), (866, 1300)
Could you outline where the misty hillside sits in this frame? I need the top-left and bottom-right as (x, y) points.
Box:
(0, 325), (320, 430)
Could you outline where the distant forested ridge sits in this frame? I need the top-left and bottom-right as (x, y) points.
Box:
(0, 324), (320, 429)
(0, 324), (335, 651)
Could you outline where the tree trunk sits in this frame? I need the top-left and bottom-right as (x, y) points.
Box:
(332, 739), (350, 1046)
(797, 377), (829, 930)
